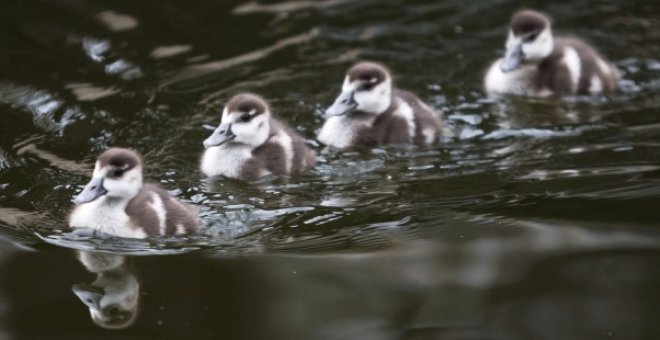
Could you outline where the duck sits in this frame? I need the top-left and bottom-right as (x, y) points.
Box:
(200, 93), (316, 180)
(318, 61), (442, 148)
(484, 9), (619, 96)
(69, 148), (198, 238)
(72, 251), (139, 330)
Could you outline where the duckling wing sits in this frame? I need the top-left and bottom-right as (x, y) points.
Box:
(126, 184), (198, 236)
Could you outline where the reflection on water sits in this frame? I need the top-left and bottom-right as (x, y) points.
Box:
(256, 226), (660, 340)
(73, 252), (139, 329)
(2, 221), (660, 338)
(0, 0), (660, 338)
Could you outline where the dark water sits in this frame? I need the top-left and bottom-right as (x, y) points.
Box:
(1, 0), (660, 338)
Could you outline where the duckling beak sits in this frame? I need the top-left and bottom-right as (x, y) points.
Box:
(203, 123), (235, 148)
(326, 90), (357, 117)
(72, 283), (103, 310)
(73, 177), (107, 205)
(500, 43), (525, 73)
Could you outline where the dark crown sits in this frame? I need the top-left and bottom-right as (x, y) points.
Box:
(98, 148), (141, 170)
(347, 62), (390, 84)
(510, 10), (550, 36)
(225, 93), (269, 116)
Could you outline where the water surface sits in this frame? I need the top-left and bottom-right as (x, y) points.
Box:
(1, 0), (660, 338)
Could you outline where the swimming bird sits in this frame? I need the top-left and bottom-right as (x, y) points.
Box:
(69, 148), (198, 238)
(201, 93), (316, 180)
(318, 61), (442, 148)
(484, 9), (619, 96)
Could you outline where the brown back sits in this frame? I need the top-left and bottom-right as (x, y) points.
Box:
(244, 119), (316, 179)
(125, 184), (198, 236)
(536, 37), (617, 95)
(350, 89), (442, 146)
(395, 89), (442, 145)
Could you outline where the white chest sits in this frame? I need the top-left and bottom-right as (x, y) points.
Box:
(484, 59), (547, 96)
(69, 199), (146, 238)
(200, 144), (253, 178)
(318, 116), (366, 148)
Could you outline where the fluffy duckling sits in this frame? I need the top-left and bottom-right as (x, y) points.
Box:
(318, 61), (442, 148)
(484, 9), (619, 96)
(201, 93), (316, 180)
(69, 148), (198, 238)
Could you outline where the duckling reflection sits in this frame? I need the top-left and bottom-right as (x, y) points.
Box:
(72, 251), (139, 330)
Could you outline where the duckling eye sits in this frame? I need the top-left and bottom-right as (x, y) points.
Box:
(359, 82), (374, 91)
(239, 113), (252, 123)
(524, 32), (539, 43)
(112, 168), (125, 177)
(108, 306), (120, 317)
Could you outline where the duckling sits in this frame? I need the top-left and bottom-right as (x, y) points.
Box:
(484, 9), (619, 96)
(69, 148), (198, 238)
(72, 252), (139, 330)
(201, 93), (316, 180)
(318, 61), (442, 148)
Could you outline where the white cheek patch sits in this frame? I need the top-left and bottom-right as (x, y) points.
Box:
(103, 167), (142, 199)
(249, 113), (267, 126)
(227, 112), (239, 123)
(377, 79), (389, 95)
(102, 177), (120, 193)
(562, 47), (581, 90)
(354, 79), (391, 114)
(231, 113), (270, 147)
(258, 113), (269, 126)
(125, 167), (142, 182)
(229, 119), (245, 133)
(522, 29), (553, 60)
(128, 169), (140, 184)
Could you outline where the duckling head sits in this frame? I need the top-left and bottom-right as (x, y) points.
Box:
(500, 9), (554, 72)
(73, 148), (143, 205)
(73, 252), (139, 330)
(72, 275), (139, 329)
(326, 61), (393, 117)
(203, 93), (272, 149)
